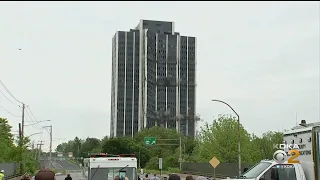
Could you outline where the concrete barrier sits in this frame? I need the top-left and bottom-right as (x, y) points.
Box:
(0, 163), (20, 177)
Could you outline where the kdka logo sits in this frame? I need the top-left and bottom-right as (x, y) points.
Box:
(273, 144), (300, 150)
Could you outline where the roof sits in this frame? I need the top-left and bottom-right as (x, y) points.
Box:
(284, 122), (320, 135)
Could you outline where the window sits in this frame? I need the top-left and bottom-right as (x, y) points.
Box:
(259, 164), (297, 180)
(241, 162), (271, 178)
(90, 167), (137, 180)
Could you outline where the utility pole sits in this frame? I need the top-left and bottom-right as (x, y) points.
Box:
(38, 141), (44, 162)
(21, 103), (25, 137)
(43, 126), (53, 168)
(19, 123), (23, 173)
(31, 141), (35, 157)
(179, 136), (182, 171)
(138, 148), (141, 169)
(49, 126), (52, 168)
(35, 144), (39, 160)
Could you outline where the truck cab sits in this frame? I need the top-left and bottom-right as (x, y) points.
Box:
(223, 120), (320, 180)
(86, 153), (138, 180)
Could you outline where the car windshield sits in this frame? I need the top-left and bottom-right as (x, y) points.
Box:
(90, 167), (137, 180)
(241, 162), (272, 178)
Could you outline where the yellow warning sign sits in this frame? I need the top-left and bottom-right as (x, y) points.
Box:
(209, 156), (220, 168)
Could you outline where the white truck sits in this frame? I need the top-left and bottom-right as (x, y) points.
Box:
(224, 120), (320, 180)
(84, 153), (138, 180)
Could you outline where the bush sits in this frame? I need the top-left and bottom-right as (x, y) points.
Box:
(34, 170), (40, 175)
(167, 168), (180, 173)
(49, 168), (57, 174)
(62, 169), (67, 175)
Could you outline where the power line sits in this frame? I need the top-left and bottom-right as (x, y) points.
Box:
(26, 106), (50, 135)
(25, 109), (41, 129)
(0, 79), (47, 145)
(0, 104), (21, 117)
(0, 81), (21, 104)
(25, 106), (48, 133)
(0, 89), (20, 107)
(0, 80), (23, 104)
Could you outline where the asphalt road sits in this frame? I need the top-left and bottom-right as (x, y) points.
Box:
(56, 172), (83, 180)
(52, 158), (81, 170)
(40, 157), (81, 171)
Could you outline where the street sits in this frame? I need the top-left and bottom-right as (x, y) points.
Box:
(56, 172), (83, 180)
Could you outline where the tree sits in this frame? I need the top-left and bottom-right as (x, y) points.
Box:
(80, 137), (101, 157)
(0, 117), (38, 174)
(258, 131), (283, 159)
(134, 126), (182, 169)
(0, 118), (16, 162)
(193, 115), (254, 163)
(72, 137), (81, 157)
(55, 113), (284, 170)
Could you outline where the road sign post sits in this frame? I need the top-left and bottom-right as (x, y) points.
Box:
(144, 137), (156, 145)
(209, 157), (220, 180)
(143, 138), (182, 170)
(159, 158), (163, 175)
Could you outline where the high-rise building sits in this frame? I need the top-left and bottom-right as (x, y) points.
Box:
(110, 19), (196, 137)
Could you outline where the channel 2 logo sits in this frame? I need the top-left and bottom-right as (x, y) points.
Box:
(273, 149), (300, 163)
(273, 150), (287, 163)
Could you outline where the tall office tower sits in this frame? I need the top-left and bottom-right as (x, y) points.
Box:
(110, 19), (196, 138)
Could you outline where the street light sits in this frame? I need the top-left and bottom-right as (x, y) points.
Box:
(211, 99), (241, 177)
(24, 120), (51, 126)
(26, 132), (42, 138)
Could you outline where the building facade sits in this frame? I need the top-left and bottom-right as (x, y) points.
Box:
(110, 20), (196, 137)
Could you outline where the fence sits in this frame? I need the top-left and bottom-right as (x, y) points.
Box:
(0, 163), (21, 178)
(181, 162), (253, 178)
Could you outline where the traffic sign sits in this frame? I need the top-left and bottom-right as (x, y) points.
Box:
(144, 137), (156, 145)
(209, 156), (220, 168)
(159, 158), (162, 169)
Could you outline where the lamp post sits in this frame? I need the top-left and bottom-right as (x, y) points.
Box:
(26, 132), (42, 138)
(211, 99), (241, 177)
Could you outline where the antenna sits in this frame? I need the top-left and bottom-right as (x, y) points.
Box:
(295, 112), (298, 125)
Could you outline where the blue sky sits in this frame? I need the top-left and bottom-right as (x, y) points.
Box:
(0, 1), (319, 151)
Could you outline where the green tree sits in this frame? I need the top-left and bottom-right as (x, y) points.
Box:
(258, 131), (283, 159)
(0, 117), (16, 162)
(73, 137), (82, 157)
(0, 117), (38, 174)
(101, 137), (135, 154)
(193, 115), (255, 163)
(80, 137), (101, 157)
(134, 126), (182, 169)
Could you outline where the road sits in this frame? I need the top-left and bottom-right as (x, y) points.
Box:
(40, 157), (81, 171)
(56, 172), (82, 180)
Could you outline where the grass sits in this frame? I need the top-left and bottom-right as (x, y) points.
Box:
(140, 168), (180, 175)
(62, 169), (67, 175)
(49, 168), (58, 174)
(66, 158), (80, 167)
